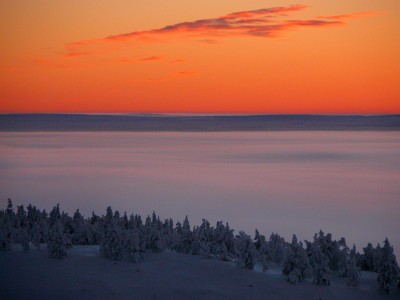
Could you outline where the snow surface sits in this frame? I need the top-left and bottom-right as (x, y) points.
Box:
(1, 245), (399, 300)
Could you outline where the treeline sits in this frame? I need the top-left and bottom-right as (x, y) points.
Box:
(0, 200), (399, 294)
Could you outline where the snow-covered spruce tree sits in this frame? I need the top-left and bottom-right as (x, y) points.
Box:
(347, 245), (361, 288)
(282, 235), (309, 284)
(14, 205), (27, 243)
(161, 218), (175, 250)
(269, 233), (287, 264)
(47, 221), (67, 259)
(39, 209), (49, 243)
(0, 210), (12, 251)
(361, 242), (380, 272)
(121, 212), (129, 230)
(377, 238), (399, 294)
(173, 221), (182, 252)
(336, 237), (349, 277)
(0, 200), (14, 249)
(174, 216), (193, 254)
(72, 209), (95, 245)
(149, 228), (166, 253)
(211, 221), (235, 260)
(6, 199), (14, 217)
(191, 219), (210, 256)
(143, 214), (166, 253)
(217, 222), (236, 260)
(10, 204), (27, 246)
(101, 218), (124, 261)
(313, 250), (330, 285)
(210, 221), (225, 257)
(235, 231), (256, 269)
(88, 212), (102, 245)
(26, 204), (40, 234)
(60, 212), (74, 248)
(254, 229), (272, 271)
(191, 222), (211, 256)
(313, 230), (343, 271)
(123, 229), (143, 263)
(48, 204), (61, 227)
(307, 240), (330, 286)
(181, 216), (193, 254)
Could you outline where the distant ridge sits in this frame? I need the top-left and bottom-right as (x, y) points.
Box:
(1, 114), (400, 131)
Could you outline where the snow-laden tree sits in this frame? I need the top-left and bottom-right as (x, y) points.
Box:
(313, 252), (330, 285)
(48, 204), (61, 227)
(173, 221), (182, 251)
(254, 229), (272, 271)
(5, 199), (15, 227)
(337, 239), (350, 277)
(15, 205), (27, 230)
(38, 210), (49, 243)
(161, 218), (175, 250)
(60, 212), (74, 248)
(191, 221), (211, 256)
(121, 212), (129, 230)
(26, 204), (40, 233)
(211, 221), (235, 260)
(175, 216), (193, 254)
(236, 231), (256, 269)
(0, 214), (11, 251)
(0, 206), (13, 251)
(149, 228), (166, 253)
(47, 221), (67, 259)
(347, 245), (361, 288)
(282, 235), (309, 284)
(6, 199), (14, 214)
(127, 214), (143, 230)
(221, 222), (236, 260)
(269, 233), (287, 264)
(72, 209), (94, 245)
(307, 240), (330, 286)
(377, 238), (399, 294)
(312, 230), (344, 271)
(123, 229), (144, 263)
(361, 242), (380, 272)
(100, 218), (123, 261)
(143, 214), (166, 253)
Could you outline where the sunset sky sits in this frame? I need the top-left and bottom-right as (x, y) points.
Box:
(1, 0), (399, 113)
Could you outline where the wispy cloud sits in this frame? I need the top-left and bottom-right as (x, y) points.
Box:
(117, 55), (163, 64)
(137, 56), (163, 61)
(220, 5), (306, 20)
(68, 4), (375, 48)
(317, 11), (382, 20)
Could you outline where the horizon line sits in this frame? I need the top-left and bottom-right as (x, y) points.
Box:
(1, 113), (400, 117)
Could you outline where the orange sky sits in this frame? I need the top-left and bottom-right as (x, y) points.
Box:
(1, 0), (399, 113)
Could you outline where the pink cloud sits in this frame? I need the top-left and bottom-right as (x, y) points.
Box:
(67, 5), (377, 51)
(221, 5), (307, 20)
